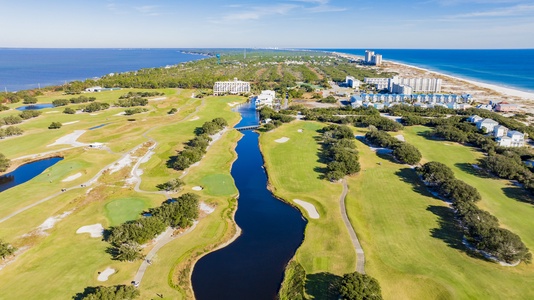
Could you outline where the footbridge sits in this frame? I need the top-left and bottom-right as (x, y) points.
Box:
(235, 125), (260, 131)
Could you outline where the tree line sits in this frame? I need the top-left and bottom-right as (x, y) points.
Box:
(365, 129), (422, 165)
(321, 124), (360, 181)
(73, 285), (139, 300)
(171, 118), (227, 171)
(52, 96), (96, 107)
(259, 107), (294, 131)
(418, 161), (531, 264)
(105, 193), (200, 262)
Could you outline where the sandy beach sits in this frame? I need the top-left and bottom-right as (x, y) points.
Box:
(335, 52), (534, 111)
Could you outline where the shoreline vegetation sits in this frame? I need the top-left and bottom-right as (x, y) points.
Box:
(1, 49), (534, 299)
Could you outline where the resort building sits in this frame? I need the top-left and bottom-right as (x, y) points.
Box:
(255, 90), (275, 109)
(364, 50), (382, 66)
(350, 93), (471, 109)
(364, 77), (390, 90)
(84, 86), (121, 93)
(345, 76), (361, 89)
(476, 118), (499, 133)
(213, 78), (251, 96)
(495, 102), (519, 112)
(388, 76), (442, 94)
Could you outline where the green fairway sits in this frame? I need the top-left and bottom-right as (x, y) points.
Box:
(344, 126), (534, 299)
(105, 197), (150, 226)
(200, 174), (235, 196)
(259, 121), (356, 279)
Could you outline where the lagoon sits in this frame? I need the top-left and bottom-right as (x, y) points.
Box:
(0, 157), (63, 193)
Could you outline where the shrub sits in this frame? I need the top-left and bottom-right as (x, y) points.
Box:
(63, 107), (76, 114)
(338, 272), (383, 300)
(48, 122), (62, 129)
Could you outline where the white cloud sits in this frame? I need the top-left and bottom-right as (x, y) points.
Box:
(134, 5), (161, 16)
(219, 4), (298, 22)
(451, 4), (534, 18)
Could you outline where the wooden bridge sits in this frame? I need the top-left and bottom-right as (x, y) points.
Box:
(235, 125), (260, 131)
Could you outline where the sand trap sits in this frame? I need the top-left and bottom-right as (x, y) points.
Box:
(62, 121), (79, 125)
(62, 172), (82, 182)
(293, 199), (319, 219)
(297, 129), (303, 133)
(200, 202), (215, 214)
(97, 267), (116, 281)
(76, 224), (104, 238)
(114, 112), (126, 116)
(275, 137), (290, 143)
(37, 211), (72, 235)
(192, 186), (203, 191)
(227, 102), (240, 107)
(47, 130), (88, 147)
(150, 97), (167, 101)
(395, 135), (405, 142)
(45, 111), (59, 114)
(108, 155), (133, 174)
(89, 113), (99, 116)
(189, 116), (200, 121)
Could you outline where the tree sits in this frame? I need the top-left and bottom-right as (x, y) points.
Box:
(22, 96), (37, 104)
(48, 122), (62, 129)
(0, 153), (10, 172)
(418, 162), (455, 186)
(168, 108), (177, 114)
(114, 242), (144, 262)
(63, 107), (76, 114)
(338, 272), (383, 300)
(74, 285), (140, 300)
(392, 143), (421, 165)
(0, 239), (16, 259)
(156, 178), (185, 192)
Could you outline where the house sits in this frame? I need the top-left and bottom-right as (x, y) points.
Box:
(85, 86), (103, 92)
(255, 90), (275, 109)
(468, 115), (483, 123)
(476, 103), (493, 111)
(495, 102), (519, 112)
(493, 125), (508, 138)
(345, 76), (361, 89)
(476, 118), (499, 133)
(497, 131), (525, 147)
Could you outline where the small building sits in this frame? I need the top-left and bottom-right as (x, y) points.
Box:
(345, 76), (361, 89)
(468, 115), (483, 123)
(476, 118), (499, 133)
(476, 103), (493, 111)
(255, 90), (275, 109)
(493, 125), (508, 138)
(497, 130), (525, 147)
(85, 86), (103, 92)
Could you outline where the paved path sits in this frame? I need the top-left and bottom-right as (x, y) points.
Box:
(340, 179), (365, 274)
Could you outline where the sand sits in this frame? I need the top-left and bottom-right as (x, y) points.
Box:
(108, 155), (133, 174)
(275, 137), (290, 143)
(297, 129), (303, 133)
(293, 199), (319, 219)
(192, 186), (203, 191)
(76, 224), (104, 238)
(114, 112), (126, 116)
(395, 135), (405, 142)
(45, 111), (59, 114)
(189, 116), (200, 121)
(62, 121), (79, 125)
(227, 102), (241, 107)
(37, 211), (72, 235)
(150, 97), (167, 101)
(47, 130), (88, 147)
(97, 267), (116, 281)
(200, 202), (215, 214)
(62, 172), (82, 182)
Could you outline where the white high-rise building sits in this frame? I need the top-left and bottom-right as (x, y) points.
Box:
(213, 78), (251, 96)
(365, 50), (374, 64)
(372, 54), (382, 66)
(388, 76), (442, 93)
(364, 77), (390, 90)
(364, 50), (382, 66)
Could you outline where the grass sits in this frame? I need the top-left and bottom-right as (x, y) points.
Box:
(259, 121), (356, 281)
(200, 174), (236, 196)
(0, 90), (245, 299)
(104, 197), (151, 226)
(344, 126), (534, 299)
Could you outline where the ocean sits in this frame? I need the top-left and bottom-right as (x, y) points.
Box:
(323, 49), (534, 93)
(0, 48), (206, 91)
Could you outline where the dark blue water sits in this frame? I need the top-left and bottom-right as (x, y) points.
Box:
(89, 123), (109, 130)
(322, 49), (534, 93)
(15, 103), (55, 111)
(0, 157), (63, 192)
(192, 102), (306, 300)
(0, 48), (206, 91)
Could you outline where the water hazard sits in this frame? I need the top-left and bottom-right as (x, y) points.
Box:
(16, 103), (55, 111)
(0, 157), (63, 193)
(192, 102), (306, 299)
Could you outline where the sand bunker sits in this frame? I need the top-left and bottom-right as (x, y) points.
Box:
(114, 112), (126, 116)
(62, 121), (79, 125)
(227, 102), (240, 107)
(275, 137), (290, 143)
(37, 211), (72, 235)
(200, 202), (215, 214)
(189, 116), (200, 121)
(45, 111), (59, 114)
(89, 113), (99, 116)
(62, 172), (82, 182)
(97, 267), (116, 282)
(108, 155), (133, 174)
(297, 129), (303, 133)
(47, 130), (87, 147)
(293, 199), (319, 219)
(76, 224), (104, 238)
(150, 97), (167, 101)
(192, 186), (203, 191)
(395, 135), (405, 142)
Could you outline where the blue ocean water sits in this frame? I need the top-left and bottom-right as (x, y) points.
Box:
(323, 49), (534, 93)
(0, 48), (206, 91)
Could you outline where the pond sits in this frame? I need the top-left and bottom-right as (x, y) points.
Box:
(15, 103), (55, 111)
(0, 157), (63, 193)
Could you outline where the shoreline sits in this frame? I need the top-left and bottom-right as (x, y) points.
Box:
(332, 51), (534, 105)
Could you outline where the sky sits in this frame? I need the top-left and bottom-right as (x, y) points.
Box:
(1, 0), (533, 49)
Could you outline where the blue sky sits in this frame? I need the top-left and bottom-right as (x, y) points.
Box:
(1, 0), (533, 48)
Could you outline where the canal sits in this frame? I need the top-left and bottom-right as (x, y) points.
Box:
(192, 102), (306, 299)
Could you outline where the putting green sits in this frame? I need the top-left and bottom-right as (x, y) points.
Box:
(200, 174), (236, 196)
(104, 197), (150, 226)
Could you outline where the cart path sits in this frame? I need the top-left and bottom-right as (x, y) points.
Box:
(340, 179), (365, 274)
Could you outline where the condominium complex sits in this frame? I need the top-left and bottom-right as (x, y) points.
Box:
(363, 77), (389, 90)
(213, 78), (251, 96)
(345, 76), (361, 89)
(364, 50), (382, 66)
(363, 75), (442, 94)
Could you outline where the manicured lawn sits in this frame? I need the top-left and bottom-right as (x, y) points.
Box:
(105, 197), (151, 226)
(259, 121), (356, 278)
(344, 126), (534, 299)
(200, 174), (236, 196)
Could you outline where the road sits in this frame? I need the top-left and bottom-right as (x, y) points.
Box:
(340, 179), (366, 274)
